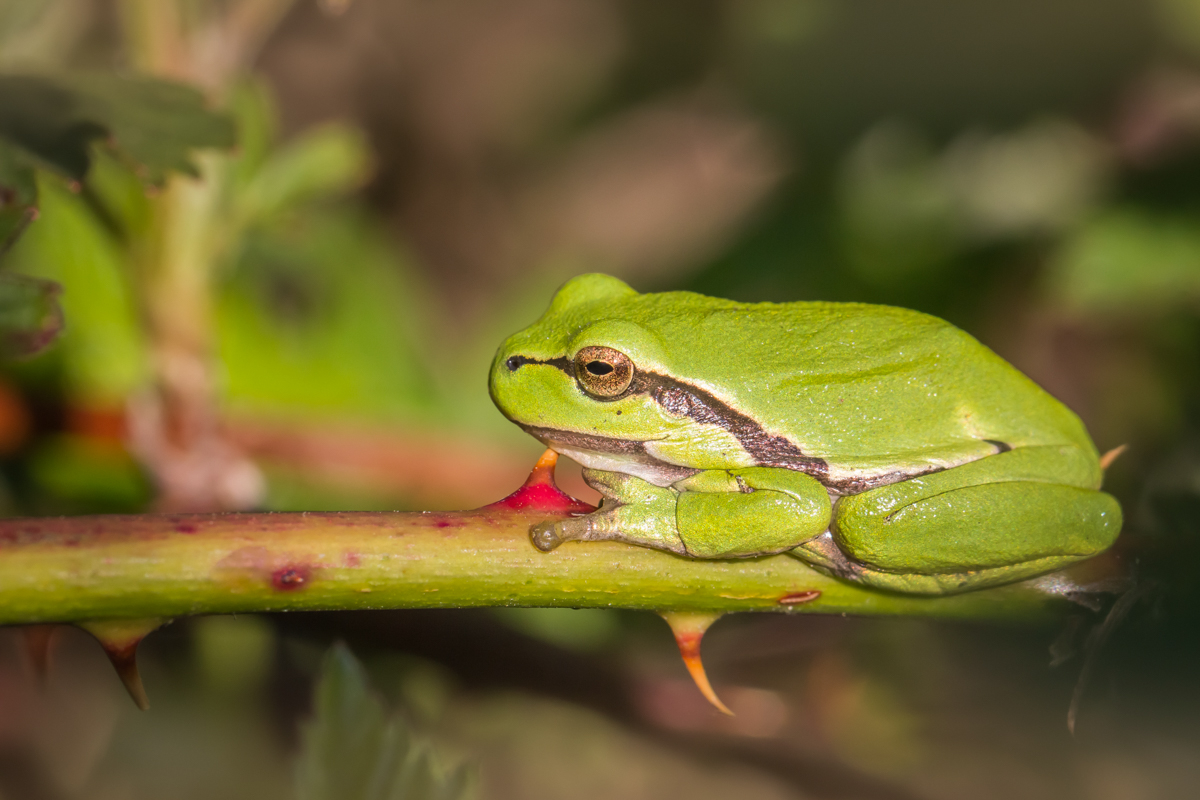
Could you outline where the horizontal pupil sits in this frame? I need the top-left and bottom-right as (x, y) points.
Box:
(586, 361), (614, 376)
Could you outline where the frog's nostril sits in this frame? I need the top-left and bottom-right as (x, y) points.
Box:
(506, 355), (523, 371)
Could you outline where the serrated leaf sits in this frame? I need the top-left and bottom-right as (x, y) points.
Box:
(295, 643), (474, 800)
(0, 138), (39, 254)
(0, 139), (36, 205)
(67, 73), (235, 182)
(0, 271), (62, 358)
(0, 72), (235, 184)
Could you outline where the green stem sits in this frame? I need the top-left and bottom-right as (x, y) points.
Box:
(0, 503), (1096, 625)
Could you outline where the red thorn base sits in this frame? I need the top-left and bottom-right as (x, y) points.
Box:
(484, 449), (595, 513)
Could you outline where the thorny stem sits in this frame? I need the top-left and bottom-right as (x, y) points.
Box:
(0, 451), (1125, 711)
(0, 453), (1116, 627)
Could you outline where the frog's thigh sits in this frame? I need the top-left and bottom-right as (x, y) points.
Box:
(676, 467), (832, 558)
(833, 477), (1122, 593)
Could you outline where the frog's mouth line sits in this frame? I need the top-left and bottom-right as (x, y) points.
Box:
(517, 424), (701, 486)
(518, 424), (652, 456)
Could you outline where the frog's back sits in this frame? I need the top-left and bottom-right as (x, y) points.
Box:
(626, 292), (1096, 483)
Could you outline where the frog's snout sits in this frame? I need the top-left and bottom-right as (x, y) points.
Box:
(504, 355), (529, 372)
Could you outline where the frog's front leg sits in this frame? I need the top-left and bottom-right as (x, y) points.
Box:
(531, 468), (688, 554)
(530, 467), (832, 558)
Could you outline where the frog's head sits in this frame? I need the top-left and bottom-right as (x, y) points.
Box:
(489, 273), (705, 483)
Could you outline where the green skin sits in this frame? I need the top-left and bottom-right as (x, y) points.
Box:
(489, 274), (1122, 595)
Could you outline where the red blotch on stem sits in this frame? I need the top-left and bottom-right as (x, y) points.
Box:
(778, 590), (821, 606)
(272, 566), (310, 591)
(483, 450), (595, 513)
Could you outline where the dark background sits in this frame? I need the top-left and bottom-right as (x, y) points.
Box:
(1, 1), (1198, 797)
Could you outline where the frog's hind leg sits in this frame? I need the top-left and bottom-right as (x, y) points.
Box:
(795, 530), (1088, 595)
(805, 446), (1123, 595)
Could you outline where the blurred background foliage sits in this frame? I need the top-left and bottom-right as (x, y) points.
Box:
(0, 0), (1199, 798)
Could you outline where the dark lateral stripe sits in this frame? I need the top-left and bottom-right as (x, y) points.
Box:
(507, 354), (1010, 495)
(823, 466), (944, 495)
(505, 355), (572, 373)
(507, 352), (830, 481)
(632, 370), (831, 481)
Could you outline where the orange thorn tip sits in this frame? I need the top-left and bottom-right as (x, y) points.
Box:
(1099, 444), (1127, 472)
(78, 618), (169, 711)
(529, 449), (559, 485)
(659, 610), (733, 716)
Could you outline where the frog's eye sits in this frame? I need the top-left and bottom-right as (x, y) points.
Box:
(574, 346), (634, 398)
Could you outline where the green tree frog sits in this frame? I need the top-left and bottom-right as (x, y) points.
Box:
(489, 274), (1121, 595)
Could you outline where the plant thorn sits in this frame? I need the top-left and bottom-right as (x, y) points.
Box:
(659, 610), (733, 716)
(78, 617), (169, 711)
(20, 625), (58, 686)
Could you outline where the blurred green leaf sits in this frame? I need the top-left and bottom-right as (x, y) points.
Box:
(194, 615), (276, 697)
(26, 433), (152, 513)
(0, 270), (61, 357)
(228, 79), (279, 189)
(492, 608), (622, 652)
(218, 211), (439, 422)
(1047, 209), (1200, 313)
(4, 175), (147, 401)
(837, 122), (959, 285)
(296, 643), (474, 800)
(0, 72), (235, 184)
(237, 123), (371, 228)
(84, 146), (154, 239)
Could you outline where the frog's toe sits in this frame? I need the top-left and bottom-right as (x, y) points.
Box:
(791, 531), (857, 576)
(529, 516), (592, 551)
(530, 522), (564, 551)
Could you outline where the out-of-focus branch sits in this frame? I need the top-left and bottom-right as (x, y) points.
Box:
(115, 0), (299, 512)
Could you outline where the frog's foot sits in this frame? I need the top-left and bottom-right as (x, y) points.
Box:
(530, 468), (688, 555)
(529, 502), (688, 555)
